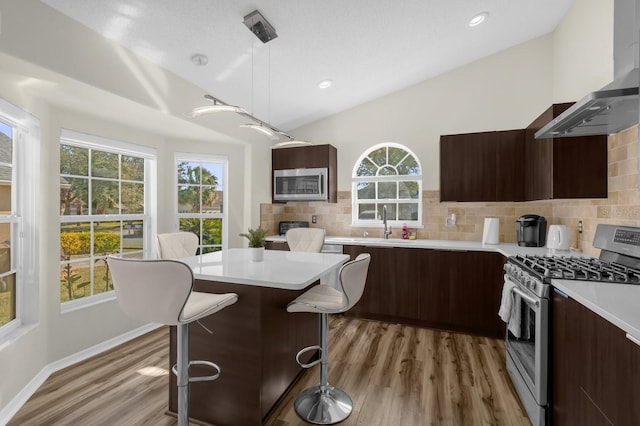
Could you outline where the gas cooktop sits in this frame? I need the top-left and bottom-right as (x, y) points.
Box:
(509, 224), (640, 285)
(510, 254), (640, 284)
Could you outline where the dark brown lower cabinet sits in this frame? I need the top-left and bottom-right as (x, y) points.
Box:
(343, 245), (505, 338)
(420, 250), (505, 337)
(552, 289), (640, 426)
(342, 245), (420, 321)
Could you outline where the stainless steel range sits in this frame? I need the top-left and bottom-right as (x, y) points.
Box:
(502, 224), (640, 426)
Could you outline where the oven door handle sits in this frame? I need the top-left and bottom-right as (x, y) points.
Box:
(511, 285), (539, 308)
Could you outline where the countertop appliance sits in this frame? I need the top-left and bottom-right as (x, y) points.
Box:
(502, 224), (640, 426)
(278, 221), (309, 236)
(516, 215), (547, 247)
(273, 168), (328, 202)
(547, 225), (569, 252)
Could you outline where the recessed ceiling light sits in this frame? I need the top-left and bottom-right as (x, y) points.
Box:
(318, 79), (332, 89)
(190, 53), (209, 66)
(469, 12), (489, 27)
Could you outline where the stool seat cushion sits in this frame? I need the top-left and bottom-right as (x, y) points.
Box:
(286, 284), (346, 314)
(180, 291), (239, 323)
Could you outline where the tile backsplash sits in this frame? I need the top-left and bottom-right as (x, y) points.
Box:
(261, 126), (639, 257)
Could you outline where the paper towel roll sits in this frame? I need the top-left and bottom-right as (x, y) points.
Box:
(482, 218), (499, 244)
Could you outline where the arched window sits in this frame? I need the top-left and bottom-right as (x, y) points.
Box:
(352, 143), (422, 226)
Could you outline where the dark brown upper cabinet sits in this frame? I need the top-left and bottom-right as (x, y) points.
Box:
(440, 129), (525, 202)
(525, 103), (608, 200)
(440, 103), (608, 203)
(271, 144), (338, 203)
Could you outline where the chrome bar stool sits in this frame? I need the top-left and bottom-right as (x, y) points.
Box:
(287, 253), (371, 424)
(107, 256), (238, 426)
(157, 231), (199, 259)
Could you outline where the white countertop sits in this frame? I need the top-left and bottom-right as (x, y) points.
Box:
(179, 248), (349, 290)
(267, 234), (563, 257)
(267, 234), (640, 341)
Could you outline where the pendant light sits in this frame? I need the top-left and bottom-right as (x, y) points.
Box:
(240, 123), (280, 139)
(189, 94), (246, 117)
(190, 9), (312, 147)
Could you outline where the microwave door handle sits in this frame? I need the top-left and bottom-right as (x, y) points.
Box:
(511, 286), (539, 308)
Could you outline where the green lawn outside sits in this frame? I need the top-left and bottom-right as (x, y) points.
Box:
(0, 292), (14, 327)
(60, 262), (112, 302)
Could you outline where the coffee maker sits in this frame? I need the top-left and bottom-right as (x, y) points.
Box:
(516, 215), (547, 247)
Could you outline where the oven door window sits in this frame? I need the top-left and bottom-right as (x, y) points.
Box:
(505, 289), (548, 402)
(507, 300), (536, 380)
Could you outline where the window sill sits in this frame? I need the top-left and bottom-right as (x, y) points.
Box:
(0, 322), (38, 353)
(351, 222), (424, 229)
(60, 292), (117, 314)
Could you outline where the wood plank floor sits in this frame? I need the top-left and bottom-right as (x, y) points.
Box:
(9, 316), (531, 426)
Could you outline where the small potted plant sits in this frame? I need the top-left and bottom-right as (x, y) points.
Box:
(240, 226), (267, 261)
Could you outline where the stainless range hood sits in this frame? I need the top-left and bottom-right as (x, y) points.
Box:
(535, 0), (640, 139)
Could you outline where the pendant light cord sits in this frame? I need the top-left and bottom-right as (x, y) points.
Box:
(268, 44), (271, 125)
(251, 34), (255, 116)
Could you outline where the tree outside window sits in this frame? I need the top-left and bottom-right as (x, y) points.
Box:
(176, 157), (226, 253)
(0, 120), (16, 328)
(352, 143), (422, 226)
(59, 132), (152, 305)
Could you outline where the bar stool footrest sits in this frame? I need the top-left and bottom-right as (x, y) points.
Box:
(295, 345), (322, 368)
(294, 385), (353, 425)
(171, 360), (221, 383)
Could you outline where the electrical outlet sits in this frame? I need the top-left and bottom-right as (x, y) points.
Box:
(312, 215), (317, 224)
(578, 220), (583, 234)
(446, 213), (457, 227)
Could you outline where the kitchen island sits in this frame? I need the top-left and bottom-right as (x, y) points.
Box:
(167, 249), (349, 426)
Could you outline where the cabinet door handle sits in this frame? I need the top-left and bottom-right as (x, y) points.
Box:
(626, 333), (640, 347)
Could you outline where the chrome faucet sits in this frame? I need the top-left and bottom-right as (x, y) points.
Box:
(383, 205), (392, 239)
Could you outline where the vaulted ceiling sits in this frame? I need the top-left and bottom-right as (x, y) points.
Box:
(40, 0), (574, 132)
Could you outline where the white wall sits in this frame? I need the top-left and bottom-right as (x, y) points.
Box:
(292, 0), (614, 192)
(0, 0), (271, 416)
(553, 0), (615, 102)
(293, 35), (555, 190)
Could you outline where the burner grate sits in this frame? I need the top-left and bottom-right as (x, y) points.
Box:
(510, 254), (640, 285)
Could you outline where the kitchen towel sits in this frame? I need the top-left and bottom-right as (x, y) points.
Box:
(482, 217), (499, 245)
(498, 275), (521, 338)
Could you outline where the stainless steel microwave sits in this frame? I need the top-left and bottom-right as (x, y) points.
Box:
(273, 168), (328, 201)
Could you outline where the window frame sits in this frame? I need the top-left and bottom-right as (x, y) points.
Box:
(351, 142), (423, 228)
(59, 129), (157, 313)
(174, 152), (229, 253)
(0, 97), (40, 343)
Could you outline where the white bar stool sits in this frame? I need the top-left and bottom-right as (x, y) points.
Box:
(287, 253), (371, 424)
(286, 228), (326, 252)
(107, 256), (238, 426)
(157, 231), (199, 259)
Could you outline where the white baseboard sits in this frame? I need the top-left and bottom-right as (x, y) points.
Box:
(0, 323), (161, 425)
